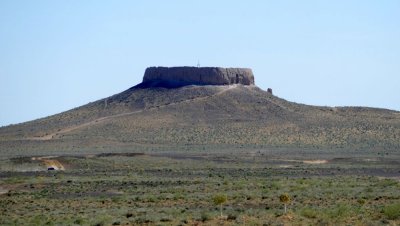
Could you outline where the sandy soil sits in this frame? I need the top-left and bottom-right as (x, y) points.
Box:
(0, 186), (8, 195)
(32, 156), (65, 170)
(303, 160), (328, 164)
(42, 159), (65, 170)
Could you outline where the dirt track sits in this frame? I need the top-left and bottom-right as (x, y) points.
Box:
(28, 85), (237, 141)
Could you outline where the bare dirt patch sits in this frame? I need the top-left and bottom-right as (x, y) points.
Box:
(0, 186), (8, 195)
(42, 159), (65, 170)
(278, 164), (294, 168)
(32, 156), (65, 170)
(302, 160), (328, 164)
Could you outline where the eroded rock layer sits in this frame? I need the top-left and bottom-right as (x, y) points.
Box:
(141, 66), (254, 87)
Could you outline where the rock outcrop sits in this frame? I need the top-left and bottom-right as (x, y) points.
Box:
(140, 67), (254, 88)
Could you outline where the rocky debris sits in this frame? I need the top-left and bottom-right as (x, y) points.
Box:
(140, 66), (254, 88)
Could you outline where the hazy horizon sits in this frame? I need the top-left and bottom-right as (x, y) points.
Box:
(1, 1), (399, 126)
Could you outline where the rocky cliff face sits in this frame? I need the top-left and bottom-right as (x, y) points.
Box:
(141, 67), (254, 88)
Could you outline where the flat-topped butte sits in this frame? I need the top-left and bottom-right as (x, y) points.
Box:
(140, 66), (254, 88)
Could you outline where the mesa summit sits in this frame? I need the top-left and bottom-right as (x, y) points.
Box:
(138, 66), (255, 88)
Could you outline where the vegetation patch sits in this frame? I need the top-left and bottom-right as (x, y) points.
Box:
(0, 152), (399, 225)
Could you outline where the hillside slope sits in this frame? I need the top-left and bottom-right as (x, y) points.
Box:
(1, 84), (399, 157)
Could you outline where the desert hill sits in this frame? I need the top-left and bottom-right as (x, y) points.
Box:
(1, 67), (399, 157)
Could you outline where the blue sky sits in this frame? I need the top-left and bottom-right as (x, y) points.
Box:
(1, 1), (399, 126)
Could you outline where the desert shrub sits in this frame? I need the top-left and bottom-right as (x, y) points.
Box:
(90, 214), (112, 226)
(364, 187), (373, 193)
(269, 181), (281, 190)
(383, 203), (400, 220)
(146, 195), (157, 202)
(213, 194), (227, 216)
(377, 179), (398, 188)
(327, 203), (351, 219)
(73, 218), (86, 225)
(357, 198), (366, 205)
(279, 193), (291, 213)
(300, 207), (318, 219)
(200, 211), (211, 222)
(93, 222), (104, 226)
(173, 193), (183, 200)
(160, 216), (172, 222)
(29, 215), (45, 226)
(5, 176), (27, 184)
(111, 196), (122, 203)
(227, 212), (238, 220)
(134, 216), (153, 224)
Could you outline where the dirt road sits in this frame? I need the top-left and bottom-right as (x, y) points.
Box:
(28, 85), (237, 141)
